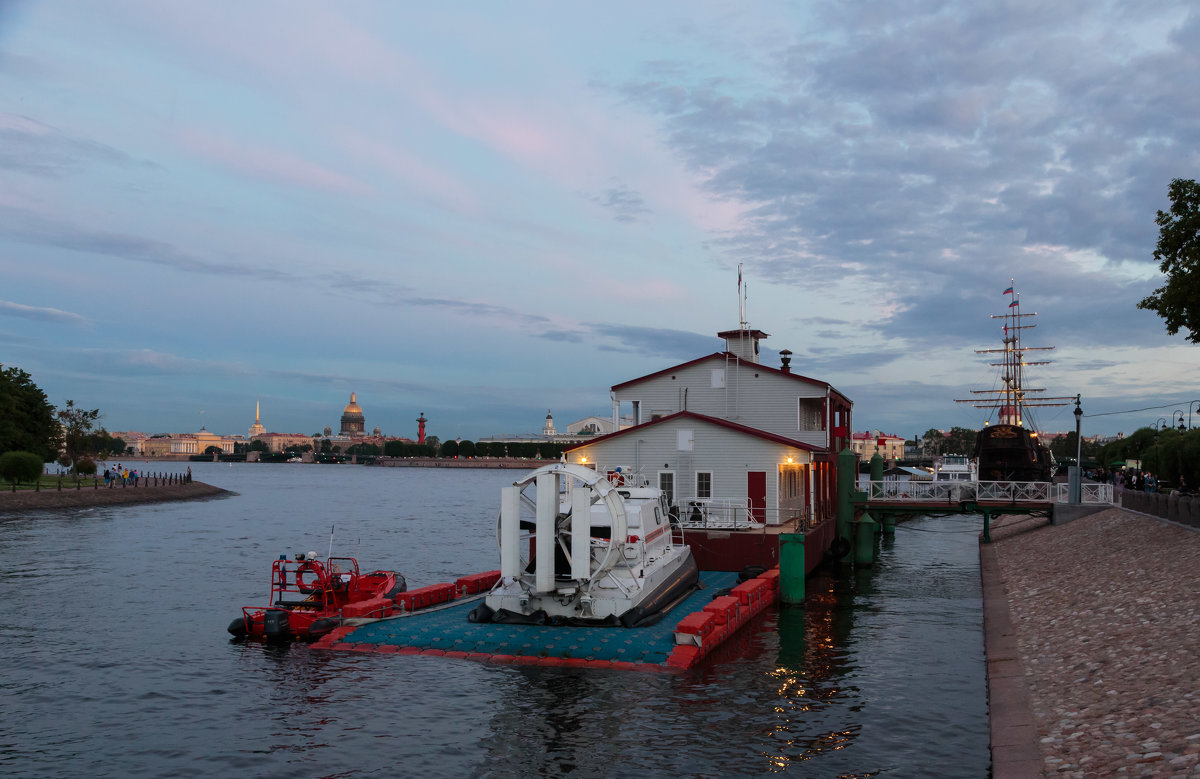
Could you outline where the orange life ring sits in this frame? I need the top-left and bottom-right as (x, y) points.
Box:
(296, 562), (324, 594)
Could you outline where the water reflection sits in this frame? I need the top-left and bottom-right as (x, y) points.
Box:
(1, 466), (989, 777)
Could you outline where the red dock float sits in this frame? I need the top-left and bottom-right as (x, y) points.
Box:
(455, 570), (501, 596)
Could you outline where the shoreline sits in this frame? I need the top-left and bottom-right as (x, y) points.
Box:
(0, 481), (231, 515)
(981, 506), (1200, 777)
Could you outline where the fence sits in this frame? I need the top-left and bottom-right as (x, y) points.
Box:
(1119, 488), (1200, 527)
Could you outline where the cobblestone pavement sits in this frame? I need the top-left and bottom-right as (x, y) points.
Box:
(990, 509), (1200, 777)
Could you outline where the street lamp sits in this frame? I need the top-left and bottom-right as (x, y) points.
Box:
(1072, 395), (1083, 503)
(1176, 410), (1187, 433)
(1154, 417), (1168, 477)
(1073, 395), (1083, 464)
(1190, 400), (1200, 429)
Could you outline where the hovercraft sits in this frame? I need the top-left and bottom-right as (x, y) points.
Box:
(228, 552), (405, 641)
(470, 462), (698, 628)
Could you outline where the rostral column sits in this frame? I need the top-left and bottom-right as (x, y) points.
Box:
(416, 412), (427, 444)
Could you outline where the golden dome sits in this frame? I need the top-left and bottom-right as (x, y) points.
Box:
(343, 392), (363, 416)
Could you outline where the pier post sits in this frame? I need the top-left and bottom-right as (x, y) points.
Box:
(855, 511), (878, 566)
(869, 453), (885, 536)
(982, 510), (992, 544)
(780, 533), (805, 604)
(836, 448), (856, 556)
(882, 511), (896, 535)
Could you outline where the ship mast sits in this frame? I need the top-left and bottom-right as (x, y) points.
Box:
(955, 281), (1074, 429)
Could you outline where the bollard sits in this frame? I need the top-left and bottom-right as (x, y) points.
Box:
(854, 512), (878, 566)
(780, 533), (806, 604)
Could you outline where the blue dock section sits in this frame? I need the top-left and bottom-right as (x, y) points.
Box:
(323, 571), (740, 669)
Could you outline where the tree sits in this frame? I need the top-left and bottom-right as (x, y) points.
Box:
(1138, 178), (1200, 342)
(920, 428), (944, 456)
(56, 400), (101, 472)
(0, 365), (59, 461)
(204, 445), (222, 455)
(0, 451), (44, 489)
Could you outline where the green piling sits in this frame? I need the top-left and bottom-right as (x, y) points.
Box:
(982, 510), (992, 544)
(882, 511), (896, 535)
(780, 533), (806, 604)
(836, 447), (856, 555)
(855, 511), (878, 565)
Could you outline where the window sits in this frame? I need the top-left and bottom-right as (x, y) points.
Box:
(711, 369), (725, 388)
(677, 430), (694, 451)
(659, 472), (675, 505)
(696, 471), (712, 499)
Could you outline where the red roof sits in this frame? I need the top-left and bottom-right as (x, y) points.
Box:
(609, 352), (852, 406)
(563, 410), (823, 452)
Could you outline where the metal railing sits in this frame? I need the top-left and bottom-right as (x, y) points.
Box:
(866, 480), (1113, 505)
(1052, 483), (1114, 504)
(674, 497), (761, 530)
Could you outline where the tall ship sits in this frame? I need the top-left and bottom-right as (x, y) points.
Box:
(956, 282), (1072, 481)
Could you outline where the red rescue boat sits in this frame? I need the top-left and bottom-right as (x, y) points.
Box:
(228, 552), (406, 641)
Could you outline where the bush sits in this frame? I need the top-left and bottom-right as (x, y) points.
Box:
(0, 451), (44, 487)
(75, 458), (97, 476)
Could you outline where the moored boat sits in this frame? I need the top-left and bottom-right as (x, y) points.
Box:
(957, 282), (1069, 482)
(469, 462), (699, 627)
(228, 553), (405, 641)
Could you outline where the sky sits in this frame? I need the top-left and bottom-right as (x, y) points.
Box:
(2, 0), (1198, 442)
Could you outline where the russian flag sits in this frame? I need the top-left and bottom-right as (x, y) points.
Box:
(1003, 285), (1013, 295)
(1009, 299), (1019, 308)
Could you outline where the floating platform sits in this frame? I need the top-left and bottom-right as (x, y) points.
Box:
(312, 568), (780, 672)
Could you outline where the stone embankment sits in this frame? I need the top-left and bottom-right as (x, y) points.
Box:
(985, 507), (1200, 777)
(0, 481), (229, 515)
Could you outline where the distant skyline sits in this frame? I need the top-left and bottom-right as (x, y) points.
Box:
(2, 1), (1198, 441)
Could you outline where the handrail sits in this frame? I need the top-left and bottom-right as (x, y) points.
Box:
(865, 480), (1113, 505)
(674, 496), (762, 530)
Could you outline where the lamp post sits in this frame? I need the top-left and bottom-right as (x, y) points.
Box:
(1154, 418), (1168, 481)
(1175, 410), (1187, 433)
(1190, 400), (1200, 430)
(1072, 396), (1083, 503)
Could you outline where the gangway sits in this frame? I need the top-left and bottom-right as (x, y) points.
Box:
(861, 480), (1113, 541)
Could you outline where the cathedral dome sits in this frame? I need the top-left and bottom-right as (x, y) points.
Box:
(340, 392), (366, 436)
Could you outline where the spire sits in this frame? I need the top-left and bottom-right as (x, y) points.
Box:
(255, 400), (261, 423)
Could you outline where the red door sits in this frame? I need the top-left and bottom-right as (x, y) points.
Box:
(747, 471), (766, 523)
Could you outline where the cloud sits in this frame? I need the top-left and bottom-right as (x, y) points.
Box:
(0, 112), (152, 177)
(586, 182), (652, 223)
(614, 0), (1192, 349)
(0, 204), (301, 282)
(0, 298), (87, 324)
(173, 126), (370, 196)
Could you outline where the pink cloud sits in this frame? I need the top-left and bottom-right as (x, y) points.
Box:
(173, 126), (370, 196)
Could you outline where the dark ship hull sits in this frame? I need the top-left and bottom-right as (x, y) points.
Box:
(974, 424), (1053, 482)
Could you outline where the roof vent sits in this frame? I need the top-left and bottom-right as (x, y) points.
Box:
(779, 349), (792, 373)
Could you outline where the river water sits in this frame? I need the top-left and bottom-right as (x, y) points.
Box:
(1, 463), (990, 777)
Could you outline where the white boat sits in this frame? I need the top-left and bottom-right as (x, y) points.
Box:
(470, 462), (699, 627)
(933, 454), (976, 482)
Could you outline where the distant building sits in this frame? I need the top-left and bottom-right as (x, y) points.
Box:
(340, 393), (365, 437)
(253, 432), (318, 453)
(479, 411), (622, 446)
(248, 401), (266, 438)
(850, 431), (906, 461)
(109, 431), (147, 455)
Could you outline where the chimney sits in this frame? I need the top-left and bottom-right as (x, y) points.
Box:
(779, 349), (792, 373)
